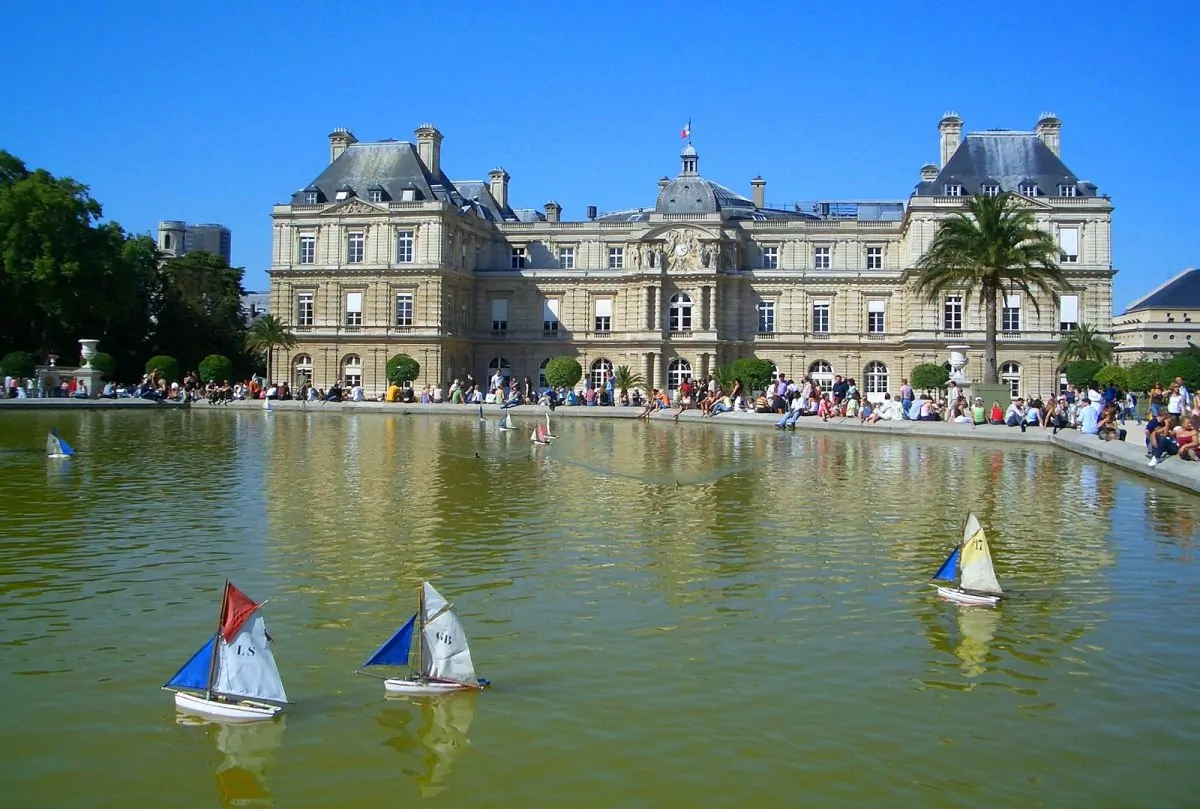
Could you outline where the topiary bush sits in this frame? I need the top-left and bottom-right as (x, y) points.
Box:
(0, 351), (36, 379)
(89, 351), (117, 380)
(145, 355), (180, 382)
(198, 354), (235, 384)
(544, 356), (582, 389)
(1093, 365), (1128, 391)
(910, 363), (949, 392)
(385, 353), (420, 386)
(729, 357), (776, 393)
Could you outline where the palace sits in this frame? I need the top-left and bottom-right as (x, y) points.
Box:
(267, 114), (1114, 400)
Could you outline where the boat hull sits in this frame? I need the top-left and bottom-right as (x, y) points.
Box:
(172, 690), (284, 722)
(384, 677), (487, 695)
(937, 586), (1001, 607)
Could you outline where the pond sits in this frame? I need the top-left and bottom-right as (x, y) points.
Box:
(1, 409), (1197, 807)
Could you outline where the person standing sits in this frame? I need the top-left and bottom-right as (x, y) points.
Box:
(900, 378), (914, 419)
(604, 369), (616, 407)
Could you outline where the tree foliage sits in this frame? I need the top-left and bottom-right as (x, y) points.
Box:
(198, 354), (235, 384)
(914, 193), (1067, 384)
(89, 351), (117, 380)
(612, 365), (644, 396)
(1057, 322), (1113, 367)
(385, 353), (420, 385)
(544, 357), (582, 389)
(711, 365), (735, 392)
(153, 252), (246, 374)
(145, 355), (180, 382)
(1125, 360), (1162, 394)
(910, 363), (950, 392)
(244, 313), (297, 383)
(1161, 354), (1200, 390)
(1064, 360), (1103, 388)
(729, 357), (775, 393)
(1093, 365), (1128, 391)
(0, 350), (36, 378)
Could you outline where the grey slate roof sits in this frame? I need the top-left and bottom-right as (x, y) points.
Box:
(1125, 269), (1200, 313)
(913, 132), (1098, 198)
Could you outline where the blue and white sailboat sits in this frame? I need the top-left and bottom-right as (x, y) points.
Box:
(360, 582), (489, 695)
(498, 412), (516, 431)
(164, 580), (289, 721)
(932, 512), (1004, 607)
(46, 428), (75, 459)
(477, 404), (486, 423)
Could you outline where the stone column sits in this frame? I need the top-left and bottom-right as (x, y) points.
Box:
(700, 352), (711, 380)
(658, 352), (668, 393)
(646, 286), (657, 331)
(644, 352), (655, 391)
(702, 286), (712, 331)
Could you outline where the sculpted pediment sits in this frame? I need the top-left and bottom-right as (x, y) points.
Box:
(320, 198), (387, 216)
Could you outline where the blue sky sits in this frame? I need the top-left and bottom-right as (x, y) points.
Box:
(2, 1), (1195, 310)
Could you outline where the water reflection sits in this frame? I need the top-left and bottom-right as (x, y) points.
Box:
(176, 716), (285, 808)
(379, 692), (478, 798)
(954, 607), (1002, 678)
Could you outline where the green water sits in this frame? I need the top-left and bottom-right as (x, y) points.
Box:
(1, 410), (1198, 807)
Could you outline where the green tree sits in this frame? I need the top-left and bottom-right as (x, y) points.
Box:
(1094, 365), (1128, 391)
(914, 193), (1067, 384)
(0, 350), (36, 378)
(910, 362), (950, 392)
(153, 252), (247, 373)
(1057, 322), (1113, 368)
(544, 357), (582, 389)
(385, 353), (420, 387)
(612, 365), (644, 402)
(711, 365), (734, 392)
(729, 357), (775, 393)
(1161, 354), (1200, 390)
(1126, 360), (1162, 394)
(243, 313), (297, 383)
(145, 355), (180, 382)
(89, 351), (116, 381)
(1064, 359), (1102, 388)
(198, 354), (235, 384)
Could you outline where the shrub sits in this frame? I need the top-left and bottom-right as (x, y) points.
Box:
(1064, 359), (1103, 388)
(1125, 360), (1162, 393)
(0, 351), (36, 379)
(544, 357), (582, 389)
(910, 363), (949, 392)
(89, 351), (117, 380)
(729, 357), (775, 393)
(1160, 354), (1200, 390)
(385, 354), (420, 386)
(1093, 365), (1128, 391)
(198, 354), (235, 384)
(145, 355), (180, 382)
(711, 365), (734, 392)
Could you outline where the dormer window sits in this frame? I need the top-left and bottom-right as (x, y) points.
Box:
(1058, 184), (1077, 197)
(335, 184), (354, 201)
(368, 189), (383, 203)
(303, 191), (318, 205)
(1019, 183), (1039, 196)
(980, 184), (1000, 197)
(943, 184), (962, 197)
(400, 188), (415, 202)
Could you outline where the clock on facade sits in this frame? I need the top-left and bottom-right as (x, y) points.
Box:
(674, 244), (689, 256)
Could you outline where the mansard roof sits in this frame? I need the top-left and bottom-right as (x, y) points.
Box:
(914, 131), (1098, 198)
(1125, 269), (1200, 313)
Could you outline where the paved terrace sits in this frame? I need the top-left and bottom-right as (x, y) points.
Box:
(3, 398), (1197, 495)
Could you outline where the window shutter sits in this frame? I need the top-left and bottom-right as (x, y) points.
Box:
(491, 299), (508, 320)
(1006, 295), (1021, 309)
(544, 299), (560, 320)
(1059, 227), (1079, 255)
(867, 300), (885, 313)
(1060, 295), (1079, 322)
(595, 299), (613, 317)
(346, 292), (363, 313)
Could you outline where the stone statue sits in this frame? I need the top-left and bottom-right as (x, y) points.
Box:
(628, 243), (641, 269)
(701, 246), (712, 268)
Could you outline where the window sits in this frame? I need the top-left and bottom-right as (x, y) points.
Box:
(864, 361), (888, 398)
(342, 354), (362, 387)
(867, 299), (885, 334)
(538, 358), (551, 390)
(1059, 294), (1079, 332)
(335, 188), (351, 201)
(558, 246), (575, 270)
(299, 234), (316, 264)
(488, 357), (512, 388)
(1002, 295), (1021, 332)
(511, 247), (526, 270)
(980, 184), (1000, 197)
(594, 298), (613, 333)
(297, 292), (314, 327)
(943, 295), (963, 332)
(395, 230), (414, 263)
(811, 299), (830, 333)
(345, 292), (363, 327)
(590, 358), (613, 389)
(1000, 362), (1021, 399)
(762, 246), (779, 270)
(395, 292), (413, 328)
(866, 246), (882, 270)
(347, 232), (365, 263)
(1057, 184), (1077, 197)
(607, 247), (624, 269)
(293, 354), (312, 385)
(1019, 183), (1039, 196)
(813, 246), (830, 270)
(943, 184), (963, 197)
(491, 299), (508, 335)
(757, 301), (775, 333)
(808, 360), (833, 388)
(1059, 227), (1079, 263)
(543, 298), (560, 334)
(368, 189), (383, 203)
(303, 191), (318, 205)
(669, 293), (693, 332)
(400, 187), (416, 202)
(668, 358), (692, 392)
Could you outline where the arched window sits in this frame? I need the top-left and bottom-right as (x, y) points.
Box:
(808, 360), (833, 388)
(293, 354), (313, 385)
(487, 357), (512, 387)
(590, 358), (613, 388)
(668, 358), (692, 392)
(864, 361), (889, 401)
(538, 358), (551, 390)
(669, 293), (693, 332)
(342, 354), (362, 387)
(1001, 362), (1021, 400)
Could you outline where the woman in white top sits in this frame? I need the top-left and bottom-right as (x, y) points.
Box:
(1168, 386), (1183, 418)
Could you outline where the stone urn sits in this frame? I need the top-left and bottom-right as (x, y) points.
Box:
(947, 344), (970, 385)
(79, 339), (99, 368)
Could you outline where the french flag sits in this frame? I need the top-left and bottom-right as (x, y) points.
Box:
(680, 119), (691, 139)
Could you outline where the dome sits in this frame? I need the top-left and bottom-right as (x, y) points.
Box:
(681, 143), (698, 157)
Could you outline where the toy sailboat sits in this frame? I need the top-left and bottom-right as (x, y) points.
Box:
(359, 582), (489, 695)
(164, 580), (289, 721)
(498, 412), (516, 431)
(932, 512), (1004, 607)
(543, 413), (558, 440)
(477, 404), (486, 423)
(531, 422), (552, 445)
(46, 428), (75, 459)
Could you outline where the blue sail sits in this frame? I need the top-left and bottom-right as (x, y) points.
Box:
(478, 404), (484, 420)
(165, 634), (217, 690)
(933, 546), (961, 581)
(57, 435), (75, 456)
(362, 614), (416, 668)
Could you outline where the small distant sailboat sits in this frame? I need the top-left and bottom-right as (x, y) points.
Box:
(932, 513), (1004, 607)
(164, 580), (290, 721)
(543, 413), (558, 440)
(359, 582), (489, 695)
(531, 422), (552, 446)
(498, 412), (516, 431)
(46, 428), (75, 459)
(477, 404), (486, 423)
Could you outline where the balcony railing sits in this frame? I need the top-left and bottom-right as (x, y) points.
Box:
(810, 332), (831, 340)
(756, 331), (776, 340)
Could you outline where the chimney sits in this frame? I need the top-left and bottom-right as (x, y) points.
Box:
(586, 205), (597, 221)
(488, 168), (510, 210)
(544, 200), (561, 223)
(750, 176), (766, 208)
(1035, 113), (1062, 158)
(415, 123), (443, 176)
(328, 128), (357, 163)
(920, 163), (939, 183)
(658, 176), (670, 192)
(938, 112), (963, 168)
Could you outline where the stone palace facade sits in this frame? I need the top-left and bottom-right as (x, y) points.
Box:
(267, 114), (1114, 400)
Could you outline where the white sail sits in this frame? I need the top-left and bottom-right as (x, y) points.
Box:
(420, 582), (479, 686)
(213, 613), (289, 704)
(46, 433), (61, 456)
(958, 514), (1003, 595)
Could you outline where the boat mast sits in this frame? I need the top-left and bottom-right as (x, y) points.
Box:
(205, 579), (229, 699)
(414, 584), (424, 679)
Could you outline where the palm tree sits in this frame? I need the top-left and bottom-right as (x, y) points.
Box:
(914, 193), (1068, 384)
(612, 365), (644, 402)
(244, 313), (298, 383)
(1057, 322), (1113, 368)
